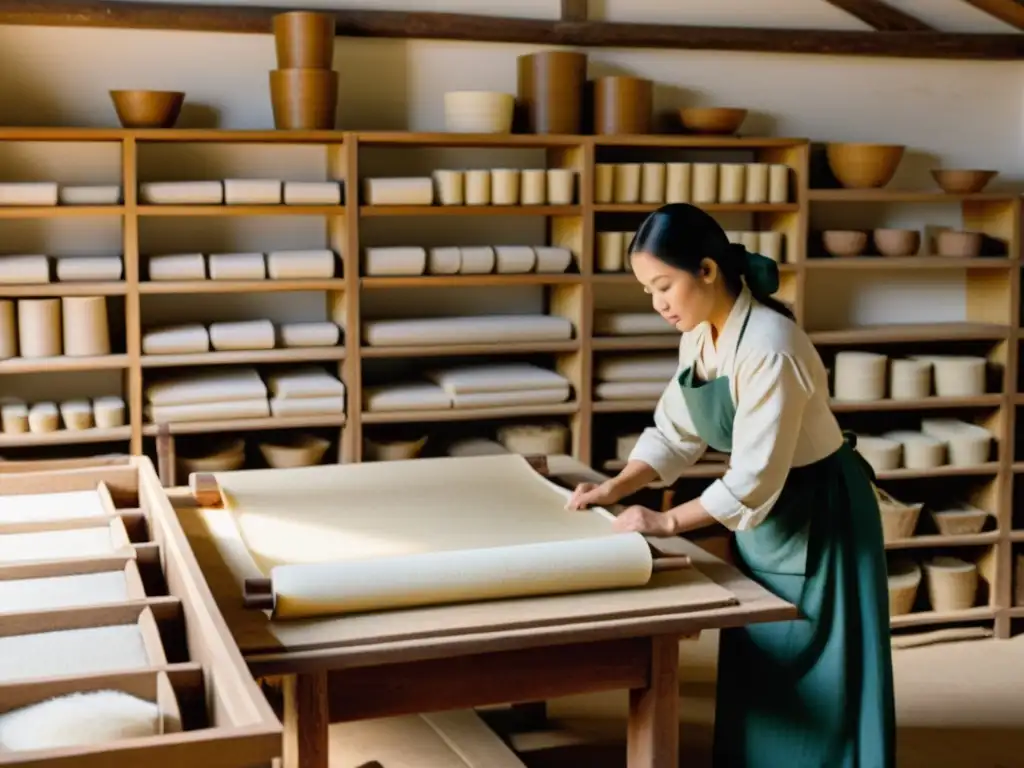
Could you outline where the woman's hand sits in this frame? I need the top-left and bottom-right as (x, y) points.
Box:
(612, 505), (677, 537)
(565, 481), (622, 510)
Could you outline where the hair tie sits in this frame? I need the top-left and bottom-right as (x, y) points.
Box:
(727, 243), (780, 300)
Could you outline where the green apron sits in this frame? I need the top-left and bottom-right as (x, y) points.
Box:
(677, 306), (895, 767)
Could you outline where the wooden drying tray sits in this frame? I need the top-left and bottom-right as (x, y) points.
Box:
(187, 454), (692, 612)
(0, 456), (282, 768)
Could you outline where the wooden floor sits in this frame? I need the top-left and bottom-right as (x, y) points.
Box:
(324, 629), (1024, 767)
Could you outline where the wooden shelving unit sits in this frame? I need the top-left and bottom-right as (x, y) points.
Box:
(0, 127), (1021, 638)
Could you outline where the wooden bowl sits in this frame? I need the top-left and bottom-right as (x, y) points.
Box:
(273, 10), (335, 69)
(822, 229), (868, 257)
(269, 69), (338, 130)
(176, 437), (245, 476)
(258, 433), (330, 469)
(678, 107), (747, 135)
(826, 143), (905, 189)
(935, 230), (982, 258)
(930, 169), (997, 194)
(873, 228), (920, 257)
(364, 435), (428, 462)
(109, 90), (184, 129)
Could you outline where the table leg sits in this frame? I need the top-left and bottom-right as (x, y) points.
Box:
(626, 635), (679, 768)
(283, 672), (329, 768)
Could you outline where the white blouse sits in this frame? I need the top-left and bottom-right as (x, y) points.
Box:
(628, 287), (844, 532)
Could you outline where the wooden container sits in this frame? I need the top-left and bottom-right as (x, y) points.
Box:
(520, 169), (546, 205)
(594, 164), (614, 204)
(826, 143), (905, 189)
(496, 423), (568, 456)
(516, 51), (587, 134)
(935, 230), (982, 258)
(259, 434), (331, 468)
(176, 437), (246, 477)
(882, 431), (945, 470)
(109, 90), (184, 129)
(665, 163), (692, 203)
(931, 506), (988, 536)
(364, 435), (428, 461)
(270, 68), (338, 130)
(0, 300), (14, 360)
(16, 298), (61, 358)
(444, 91), (514, 133)
(930, 355), (986, 397)
(273, 10), (336, 69)
(597, 232), (625, 272)
(678, 107), (747, 135)
(823, 230), (868, 258)
(855, 435), (901, 472)
(930, 169), (997, 194)
(924, 556), (978, 612)
(613, 164), (640, 203)
(888, 559), (921, 616)
(592, 76), (653, 135)
(61, 296), (110, 357)
(491, 168), (520, 205)
(833, 351), (887, 402)
(890, 358), (931, 400)
(875, 487), (922, 543)
(0, 458), (282, 765)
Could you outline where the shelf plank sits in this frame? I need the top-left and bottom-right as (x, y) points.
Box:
(360, 205), (579, 217)
(137, 205), (345, 217)
(0, 426), (132, 448)
(360, 274), (580, 289)
(808, 323), (1010, 345)
(591, 136), (808, 149)
(885, 532), (1000, 550)
(592, 399), (660, 413)
(0, 281), (127, 297)
(592, 336), (679, 351)
(806, 257), (1014, 270)
(594, 203), (798, 214)
(0, 354), (129, 374)
(830, 395), (1004, 412)
(141, 347), (346, 368)
(139, 279), (346, 294)
(890, 606), (997, 629)
(361, 402), (579, 424)
(808, 189), (1015, 203)
(875, 463), (1001, 479)
(141, 413), (346, 436)
(355, 132), (586, 148)
(0, 205), (123, 218)
(360, 341), (579, 358)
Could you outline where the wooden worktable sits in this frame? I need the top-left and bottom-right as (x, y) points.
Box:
(168, 455), (795, 768)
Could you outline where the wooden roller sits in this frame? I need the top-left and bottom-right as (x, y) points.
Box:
(240, 554), (692, 610)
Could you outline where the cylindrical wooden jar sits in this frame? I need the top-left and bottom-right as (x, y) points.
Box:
(516, 51), (587, 134)
(62, 296), (111, 357)
(17, 298), (61, 358)
(592, 76), (653, 135)
(0, 299), (15, 360)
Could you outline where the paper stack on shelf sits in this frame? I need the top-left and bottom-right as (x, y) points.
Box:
(594, 353), (679, 400)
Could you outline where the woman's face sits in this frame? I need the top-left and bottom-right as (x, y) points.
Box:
(630, 251), (717, 332)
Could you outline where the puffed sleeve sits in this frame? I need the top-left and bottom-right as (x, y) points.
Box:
(699, 350), (812, 531)
(627, 382), (708, 485)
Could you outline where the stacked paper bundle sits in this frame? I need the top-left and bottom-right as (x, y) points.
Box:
(593, 354), (679, 401)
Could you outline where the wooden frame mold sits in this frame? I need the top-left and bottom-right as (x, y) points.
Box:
(0, 455), (281, 767)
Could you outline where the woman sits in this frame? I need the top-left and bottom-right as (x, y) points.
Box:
(568, 203), (895, 767)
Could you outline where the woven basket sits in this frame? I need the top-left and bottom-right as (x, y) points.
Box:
(931, 506), (988, 536)
(888, 558), (921, 616)
(924, 556), (979, 612)
(875, 486), (922, 543)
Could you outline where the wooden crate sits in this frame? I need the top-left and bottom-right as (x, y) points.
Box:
(0, 455), (281, 766)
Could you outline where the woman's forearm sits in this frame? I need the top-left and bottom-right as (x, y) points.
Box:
(608, 460), (661, 499)
(664, 497), (718, 535)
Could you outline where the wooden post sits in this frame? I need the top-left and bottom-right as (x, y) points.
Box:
(626, 635), (679, 767)
(283, 673), (329, 768)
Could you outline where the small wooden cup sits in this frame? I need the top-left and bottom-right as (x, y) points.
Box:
(270, 69), (338, 130)
(273, 11), (336, 69)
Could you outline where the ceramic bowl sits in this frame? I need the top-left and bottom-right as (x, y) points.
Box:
(930, 169), (998, 194)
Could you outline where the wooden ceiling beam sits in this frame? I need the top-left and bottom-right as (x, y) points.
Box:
(821, 0), (934, 31)
(959, 0), (1024, 31)
(1, 1), (1023, 60)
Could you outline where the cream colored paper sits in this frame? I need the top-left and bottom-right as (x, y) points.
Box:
(213, 454), (657, 619)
